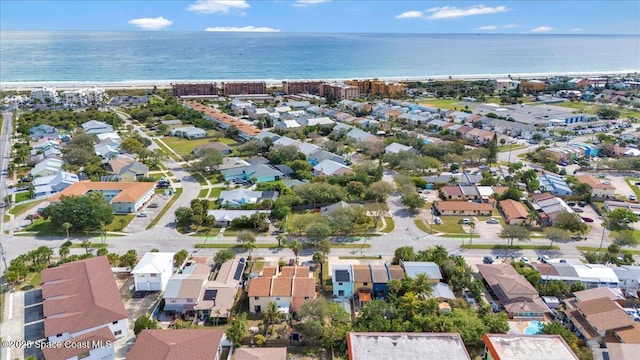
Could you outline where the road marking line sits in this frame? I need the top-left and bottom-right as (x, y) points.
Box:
(7, 292), (13, 320)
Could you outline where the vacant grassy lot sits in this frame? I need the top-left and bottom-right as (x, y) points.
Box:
(9, 200), (43, 217)
(431, 216), (465, 234)
(209, 187), (222, 199)
(419, 99), (463, 110)
(152, 139), (181, 161)
(24, 214), (134, 235)
(553, 101), (640, 120)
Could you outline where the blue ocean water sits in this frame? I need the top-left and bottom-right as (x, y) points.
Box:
(1, 31), (639, 84)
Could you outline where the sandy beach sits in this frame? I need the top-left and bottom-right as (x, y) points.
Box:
(1, 70), (637, 91)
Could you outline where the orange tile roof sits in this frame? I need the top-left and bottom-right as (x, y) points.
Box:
(271, 277), (293, 297)
(42, 327), (116, 360)
(293, 277), (316, 297)
(126, 329), (224, 360)
(615, 323), (640, 344)
(281, 266), (295, 277)
(49, 182), (155, 204)
(577, 298), (634, 332)
(295, 267), (310, 278)
(248, 277), (272, 297)
(41, 256), (127, 337)
(499, 199), (530, 220)
(184, 100), (262, 137)
(262, 266), (277, 278)
(576, 174), (616, 190)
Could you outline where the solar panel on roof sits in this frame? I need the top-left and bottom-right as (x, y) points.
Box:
(203, 289), (218, 301)
(335, 270), (350, 282)
(233, 263), (244, 281)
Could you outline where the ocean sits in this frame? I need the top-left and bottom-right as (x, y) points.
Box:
(1, 31), (639, 85)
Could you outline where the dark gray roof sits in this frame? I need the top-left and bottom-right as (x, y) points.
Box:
(273, 164), (294, 175)
(246, 156), (270, 165)
(335, 270), (350, 282)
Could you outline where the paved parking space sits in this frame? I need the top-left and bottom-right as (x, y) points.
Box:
(125, 291), (161, 320)
(24, 288), (42, 306)
(24, 303), (43, 323)
(124, 194), (171, 233)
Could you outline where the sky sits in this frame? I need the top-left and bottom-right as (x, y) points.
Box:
(1, 0), (639, 34)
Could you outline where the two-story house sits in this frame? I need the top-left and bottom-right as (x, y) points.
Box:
(131, 252), (175, 292)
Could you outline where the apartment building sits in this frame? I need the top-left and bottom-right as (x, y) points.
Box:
(282, 80), (324, 95)
(172, 83), (218, 97)
(222, 81), (267, 95)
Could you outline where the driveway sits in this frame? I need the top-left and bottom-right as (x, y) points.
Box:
(24, 289), (45, 360)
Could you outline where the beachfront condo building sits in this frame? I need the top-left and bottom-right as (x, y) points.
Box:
(282, 80), (324, 95)
(346, 80), (406, 97)
(172, 83), (218, 97)
(222, 81), (267, 95)
(322, 83), (359, 100)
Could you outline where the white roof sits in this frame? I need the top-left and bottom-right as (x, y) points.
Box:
(348, 332), (470, 360)
(573, 264), (619, 283)
(306, 117), (334, 126)
(280, 120), (301, 128)
(476, 186), (495, 197)
(385, 142), (413, 154)
(131, 252), (175, 274)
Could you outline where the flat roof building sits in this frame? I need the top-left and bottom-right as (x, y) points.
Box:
(482, 334), (579, 360)
(347, 332), (471, 360)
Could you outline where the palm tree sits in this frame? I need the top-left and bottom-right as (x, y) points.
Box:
(312, 251), (324, 288)
(214, 309), (222, 327)
(262, 301), (280, 338)
(468, 221), (476, 247)
(527, 211), (538, 226)
(410, 274), (433, 300)
(290, 239), (303, 263)
(62, 222), (72, 239)
(59, 245), (70, 259)
(243, 241), (256, 259)
(81, 240), (91, 254)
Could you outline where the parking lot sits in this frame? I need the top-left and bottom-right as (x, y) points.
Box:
(24, 289), (45, 360)
(124, 193), (172, 233)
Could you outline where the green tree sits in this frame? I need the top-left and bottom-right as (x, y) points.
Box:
(500, 225), (530, 256)
(393, 246), (416, 264)
(544, 227), (572, 249)
(214, 249), (235, 264)
(81, 240), (92, 254)
(570, 281), (586, 293)
(554, 212), (588, 233)
(62, 222), (72, 238)
(290, 239), (303, 263)
(192, 148), (223, 173)
(487, 135), (498, 165)
(306, 221), (332, 244)
(366, 181), (394, 202)
(499, 187), (522, 201)
(134, 315), (159, 335)
(226, 313), (248, 347)
(47, 193), (114, 233)
(58, 245), (70, 258)
(297, 298), (352, 350)
(174, 249), (189, 267)
(243, 241), (256, 259)
(237, 230), (256, 245)
(607, 208), (639, 231)
(120, 249), (138, 267)
(96, 248), (108, 257)
(262, 301), (281, 337)
(613, 229), (639, 247)
(401, 193), (425, 213)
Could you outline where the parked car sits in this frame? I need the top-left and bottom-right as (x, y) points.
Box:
(630, 195), (637, 201)
(137, 212), (148, 218)
(521, 257), (531, 264)
(572, 208), (584, 213)
(460, 218), (471, 224)
(539, 255), (551, 263)
(463, 290), (476, 306)
(567, 201), (576, 207)
(487, 218), (500, 224)
(578, 201), (587, 207)
(571, 235), (588, 241)
(581, 217), (594, 223)
(434, 217), (442, 225)
(148, 203), (159, 208)
(483, 255), (495, 264)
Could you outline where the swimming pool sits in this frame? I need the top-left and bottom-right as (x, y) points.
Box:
(523, 320), (542, 335)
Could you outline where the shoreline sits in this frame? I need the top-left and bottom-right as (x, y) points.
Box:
(1, 70), (638, 91)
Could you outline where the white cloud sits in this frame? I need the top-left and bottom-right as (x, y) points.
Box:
(425, 5), (509, 20)
(569, 28), (583, 32)
(128, 17), (173, 31)
(205, 26), (280, 32)
(395, 11), (424, 19)
(476, 25), (498, 31)
(187, 0), (249, 14)
(503, 23), (518, 29)
(530, 26), (553, 33)
(293, 0), (330, 7)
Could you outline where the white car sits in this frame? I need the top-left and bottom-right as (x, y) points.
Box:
(629, 195), (637, 201)
(434, 217), (442, 225)
(521, 257), (531, 264)
(487, 218), (499, 224)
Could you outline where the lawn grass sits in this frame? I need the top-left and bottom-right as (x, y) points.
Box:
(103, 214), (135, 232)
(152, 139), (181, 161)
(431, 216), (465, 233)
(497, 144), (528, 153)
(379, 217), (395, 233)
(419, 99), (463, 110)
(9, 200), (43, 216)
(442, 233), (481, 238)
(554, 101), (640, 120)
(611, 229), (640, 242)
(69, 242), (109, 248)
(146, 187), (183, 230)
(577, 246), (640, 255)
(25, 272), (42, 287)
(414, 219), (437, 234)
(14, 191), (32, 203)
(217, 137), (238, 145)
(625, 178), (640, 199)
(209, 187), (222, 198)
(198, 188), (210, 198)
(192, 173), (208, 186)
(462, 244), (560, 250)
(329, 243), (372, 249)
(194, 243), (279, 249)
(339, 256), (383, 260)
(161, 137), (215, 157)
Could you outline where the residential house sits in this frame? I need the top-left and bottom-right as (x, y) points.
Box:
(30, 138), (61, 156)
(321, 201), (363, 217)
(193, 141), (232, 155)
(460, 186), (480, 201)
(275, 119), (303, 132)
(206, 210), (270, 227)
(347, 332), (472, 360)
(482, 334), (579, 360)
(218, 189), (278, 207)
(49, 182), (156, 213)
(332, 265), (354, 299)
(423, 173), (483, 186)
(613, 266), (640, 297)
(430, 283), (456, 301)
(170, 126), (207, 139)
(601, 343), (640, 360)
(163, 262), (211, 315)
(465, 128), (498, 145)
(402, 262), (442, 282)
(126, 329), (224, 360)
(301, 117), (335, 127)
(432, 201), (493, 216)
(533, 262), (619, 289)
(82, 120), (113, 135)
(248, 266), (314, 314)
(131, 252), (175, 292)
(370, 265), (391, 299)
(30, 124), (59, 141)
(384, 142), (419, 155)
(235, 348), (288, 360)
(40, 256), (127, 359)
(220, 164), (285, 183)
(217, 157), (251, 171)
(96, 132), (122, 147)
(529, 193), (574, 225)
(30, 158), (64, 177)
(441, 186), (465, 200)
(94, 143), (120, 161)
(604, 201), (640, 217)
(538, 172), (573, 196)
(32, 171), (79, 197)
(194, 259), (246, 320)
(292, 277), (317, 313)
(42, 327), (117, 360)
(313, 159), (353, 176)
(477, 263), (549, 319)
(117, 161), (149, 182)
(493, 79), (521, 91)
(350, 265), (373, 306)
(499, 199), (530, 225)
(564, 296), (637, 346)
(575, 174), (616, 199)
(30, 87), (58, 103)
